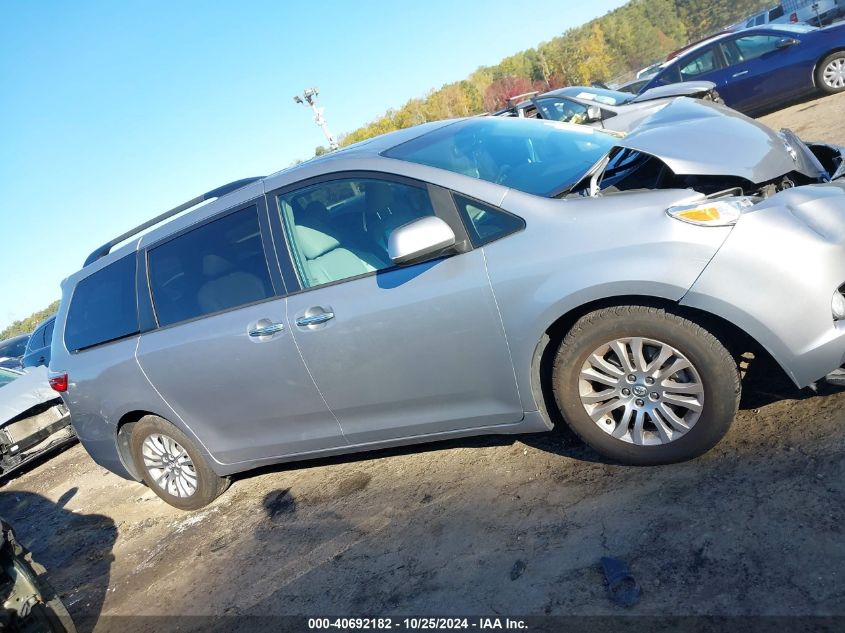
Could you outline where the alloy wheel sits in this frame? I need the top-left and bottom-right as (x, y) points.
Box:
(578, 337), (704, 446)
(141, 433), (198, 498)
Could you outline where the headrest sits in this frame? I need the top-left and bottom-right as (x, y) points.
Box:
(296, 225), (339, 260)
(202, 254), (233, 277)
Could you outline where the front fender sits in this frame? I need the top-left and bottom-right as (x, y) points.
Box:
(681, 183), (845, 387)
(484, 189), (733, 410)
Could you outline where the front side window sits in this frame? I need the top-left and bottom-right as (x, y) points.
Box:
(653, 65), (682, 86)
(679, 48), (718, 79)
(65, 254), (139, 352)
(720, 35), (783, 66)
(384, 118), (616, 197)
(148, 206), (273, 327)
(277, 178), (436, 289)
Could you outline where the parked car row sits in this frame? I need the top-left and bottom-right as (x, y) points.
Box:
(43, 96), (845, 510)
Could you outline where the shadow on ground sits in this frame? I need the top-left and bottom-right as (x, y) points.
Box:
(0, 487), (116, 633)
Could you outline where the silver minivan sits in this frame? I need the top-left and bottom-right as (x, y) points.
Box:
(50, 108), (845, 509)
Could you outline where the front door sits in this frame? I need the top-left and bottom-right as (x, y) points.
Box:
(715, 34), (804, 112)
(270, 175), (524, 445)
(136, 202), (345, 465)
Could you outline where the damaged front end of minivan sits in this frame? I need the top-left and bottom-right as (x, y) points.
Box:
(571, 97), (844, 201)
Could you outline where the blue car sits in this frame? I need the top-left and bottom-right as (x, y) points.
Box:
(642, 23), (845, 115)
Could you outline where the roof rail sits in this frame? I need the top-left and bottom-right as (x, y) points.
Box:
(83, 177), (264, 267)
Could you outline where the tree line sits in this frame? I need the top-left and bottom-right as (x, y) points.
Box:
(318, 0), (769, 154)
(0, 301), (59, 341)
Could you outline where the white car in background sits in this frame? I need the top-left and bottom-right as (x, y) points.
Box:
(0, 366), (75, 477)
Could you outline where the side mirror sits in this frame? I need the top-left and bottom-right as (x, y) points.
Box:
(586, 105), (603, 122)
(388, 216), (456, 265)
(776, 37), (800, 49)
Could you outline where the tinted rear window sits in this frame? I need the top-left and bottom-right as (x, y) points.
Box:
(147, 206), (273, 327)
(65, 255), (140, 352)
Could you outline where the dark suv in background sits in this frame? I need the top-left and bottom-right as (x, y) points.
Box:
(0, 334), (29, 370)
(22, 316), (56, 369)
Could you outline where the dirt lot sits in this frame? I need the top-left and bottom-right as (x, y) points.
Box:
(2, 92), (845, 632)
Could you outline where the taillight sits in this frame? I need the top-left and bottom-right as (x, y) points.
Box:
(48, 371), (68, 392)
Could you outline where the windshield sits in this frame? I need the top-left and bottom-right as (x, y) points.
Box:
(0, 368), (20, 388)
(558, 87), (634, 106)
(383, 118), (617, 197)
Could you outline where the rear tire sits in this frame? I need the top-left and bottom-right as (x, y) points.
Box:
(130, 415), (228, 510)
(816, 52), (845, 95)
(551, 305), (740, 465)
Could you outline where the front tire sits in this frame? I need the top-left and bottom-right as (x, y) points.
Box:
(552, 305), (740, 465)
(129, 415), (228, 510)
(816, 52), (845, 95)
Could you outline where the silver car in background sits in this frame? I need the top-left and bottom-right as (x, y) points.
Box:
(493, 82), (722, 133)
(49, 98), (845, 509)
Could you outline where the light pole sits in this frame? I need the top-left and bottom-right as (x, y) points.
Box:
(293, 87), (339, 151)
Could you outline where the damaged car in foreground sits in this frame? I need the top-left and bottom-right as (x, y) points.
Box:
(0, 367), (75, 478)
(53, 98), (845, 509)
(0, 518), (75, 632)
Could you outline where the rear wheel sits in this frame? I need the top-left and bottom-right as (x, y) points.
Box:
(129, 415), (228, 510)
(552, 305), (740, 465)
(816, 52), (845, 94)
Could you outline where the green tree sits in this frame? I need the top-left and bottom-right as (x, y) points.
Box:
(0, 301), (60, 341)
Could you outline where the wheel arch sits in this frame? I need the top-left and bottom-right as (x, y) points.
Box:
(115, 411), (150, 481)
(812, 48), (845, 89)
(528, 294), (782, 427)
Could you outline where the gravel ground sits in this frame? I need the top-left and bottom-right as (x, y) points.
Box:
(2, 91), (844, 632)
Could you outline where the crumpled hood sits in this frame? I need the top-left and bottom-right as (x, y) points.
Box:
(630, 81), (716, 103)
(0, 366), (57, 426)
(613, 97), (827, 183)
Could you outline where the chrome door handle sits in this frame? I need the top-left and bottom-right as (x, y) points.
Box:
(248, 323), (285, 337)
(295, 312), (335, 327)
(732, 70), (749, 77)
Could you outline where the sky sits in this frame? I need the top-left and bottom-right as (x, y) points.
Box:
(0, 0), (628, 331)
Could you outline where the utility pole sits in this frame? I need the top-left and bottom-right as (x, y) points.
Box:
(293, 87), (338, 151)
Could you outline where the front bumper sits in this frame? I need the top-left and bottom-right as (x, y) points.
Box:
(682, 182), (845, 387)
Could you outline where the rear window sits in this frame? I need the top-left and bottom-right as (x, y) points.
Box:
(65, 255), (140, 352)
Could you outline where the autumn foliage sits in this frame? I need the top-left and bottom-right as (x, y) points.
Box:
(329, 0), (771, 152)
